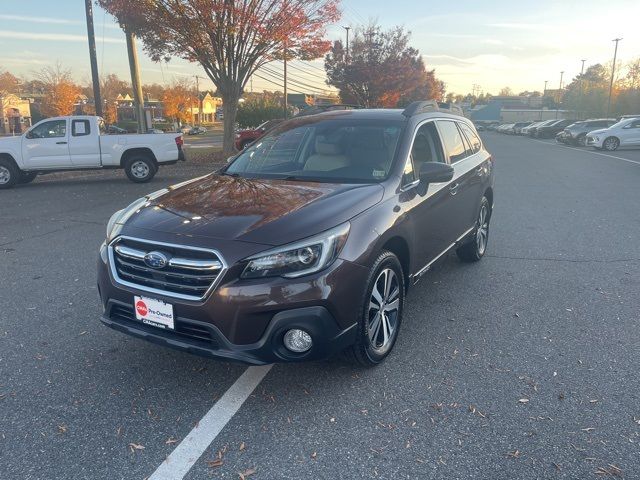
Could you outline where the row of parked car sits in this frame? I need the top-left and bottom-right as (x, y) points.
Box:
(485, 116), (640, 151)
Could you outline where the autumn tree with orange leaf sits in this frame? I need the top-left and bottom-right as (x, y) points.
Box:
(37, 64), (80, 117)
(98, 0), (340, 153)
(163, 80), (198, 124)
(325, 25), (445, 108)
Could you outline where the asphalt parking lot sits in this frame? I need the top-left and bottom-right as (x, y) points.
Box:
(1, 134), (639, 480)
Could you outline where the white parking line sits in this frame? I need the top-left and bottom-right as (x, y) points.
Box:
(149, 364), (273, 480)
(533, 139), (640, 166)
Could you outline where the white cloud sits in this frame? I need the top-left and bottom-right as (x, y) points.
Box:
(0, 14), (120, 29)
(0, 31), (124, 44)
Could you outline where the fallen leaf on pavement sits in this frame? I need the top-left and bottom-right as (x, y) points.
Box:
(239, 442), (245, 451)
(206, 459), (223, 468)
(165, 437), (177, 445)
(518, 398), (529, 404)
(238, 467), (256, 479)
(311, 451), (317, 459)
(128, 443), (145, 453)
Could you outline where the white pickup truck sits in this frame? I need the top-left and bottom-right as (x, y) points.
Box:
(0, 115), (186, 189)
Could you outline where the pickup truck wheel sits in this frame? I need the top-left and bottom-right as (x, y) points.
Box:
(457, 197), (491, 262)
(125, 156), (157, 183)
(347, 251), (405, 367)
(0, 159), (19, 189)
(18, 172), (38, 184)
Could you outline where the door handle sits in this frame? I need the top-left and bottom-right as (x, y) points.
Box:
(56, 141), (67, 145)
(449, 183), (459, 195)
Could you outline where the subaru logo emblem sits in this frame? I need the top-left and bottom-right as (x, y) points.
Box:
(144, 251), (168, 269)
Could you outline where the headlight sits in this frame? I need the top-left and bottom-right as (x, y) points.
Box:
(241, 222), (350, 279)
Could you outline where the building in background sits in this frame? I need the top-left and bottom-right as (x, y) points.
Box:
(471, 95), (569, 123)
(0, 93), (32, 134)
(191, 92), (223, 124)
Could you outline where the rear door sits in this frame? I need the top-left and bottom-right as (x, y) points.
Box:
(435, 120), (483, 240)
(69, 118), (101, 167)
(22, 119), (71, 169)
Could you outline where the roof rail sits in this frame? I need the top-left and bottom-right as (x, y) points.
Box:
(402, 100), (464, 117)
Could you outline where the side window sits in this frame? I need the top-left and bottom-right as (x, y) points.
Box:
(630, 120), (640, 129)
(404, 122), (446, 185)
(29, 120), (67, 139)
(72, 120), (90, 137)
(437, 120), (467, 163)
(458, 122), (481, 154)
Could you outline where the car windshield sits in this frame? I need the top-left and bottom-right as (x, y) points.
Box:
(224, 116), (405, 183)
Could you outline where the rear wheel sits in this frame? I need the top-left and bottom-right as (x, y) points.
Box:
(240, 139), (253, 150)
(603, 136), (620, 151)
(457, 196), (491, 262)
(124, 155), (157, 183)
(347, 251), (405, 367)
(0, 159), (19, 189)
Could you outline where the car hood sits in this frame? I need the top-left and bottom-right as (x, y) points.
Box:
(122, 174), (384, 246)
(587, 128), (608, 136)
(0, 135), (22, 150)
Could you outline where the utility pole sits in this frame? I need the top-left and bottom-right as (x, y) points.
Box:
(283, 38), (288, 119)
(606, 38), (622, 118)
(556, 71), (564, 119)
(194, 75), (207, 125)
(125, 29), (147, 133)
(579, 59), (586, 119)
(343, 26), (351, 61)
(84, 0), (102, 117)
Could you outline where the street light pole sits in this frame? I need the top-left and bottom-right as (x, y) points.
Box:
(343, 26), (351, 61)
(606, 38), (622, 118)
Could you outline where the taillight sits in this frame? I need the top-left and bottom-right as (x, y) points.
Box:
(175, 135), (183, 147)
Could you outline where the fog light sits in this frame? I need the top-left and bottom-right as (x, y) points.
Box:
(283, 329), (313, 353)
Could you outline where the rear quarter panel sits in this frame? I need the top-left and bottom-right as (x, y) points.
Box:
(102, 133), (180, 165)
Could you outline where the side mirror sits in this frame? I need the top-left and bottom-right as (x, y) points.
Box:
(25, 130), (34, 139)
(419, 162), (454, 184)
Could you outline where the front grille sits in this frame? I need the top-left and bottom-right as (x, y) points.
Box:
(109, 236), (226, 300)
(110, 303), (218, 346)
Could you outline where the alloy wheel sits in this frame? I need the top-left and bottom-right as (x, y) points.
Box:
(0, 166), (11, 185)
(476, 203), (489, 255)
(367, 268), (400, 353)
(603, 137), (619, 151)
(131, 160), (150, 179)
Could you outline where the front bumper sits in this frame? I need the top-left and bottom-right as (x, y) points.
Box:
(97, 242), (367, 364)
(586, 135), (603, 147)
(101, 300), (356, 365)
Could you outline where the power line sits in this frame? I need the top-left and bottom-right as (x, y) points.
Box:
(261, 65), (331, 94)
(267, 63), (330, 91)
(290, 59), (326, 73)
(251, 72), (307, 95)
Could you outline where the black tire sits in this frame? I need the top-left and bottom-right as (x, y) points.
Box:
(457, 196), (491, 263)
(0, 158), (19, 190)
(18, 171), (38, 184)
(347, 251), (405, 367)
(240, 139), (252, 150)
(124, 155), (157, 183)
(576, 134), (587, 147)
(602, 136), (620, 151)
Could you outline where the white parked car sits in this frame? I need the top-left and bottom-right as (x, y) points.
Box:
(0, 116), (186, 189)
(586, 117), (640, 151)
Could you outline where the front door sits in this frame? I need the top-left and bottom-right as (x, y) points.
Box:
(22, 119), (71, 169)
(398, 121), (457, 272)
(621, 119), (640, 146)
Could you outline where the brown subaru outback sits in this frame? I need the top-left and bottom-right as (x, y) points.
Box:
(97, 102), (494, 366)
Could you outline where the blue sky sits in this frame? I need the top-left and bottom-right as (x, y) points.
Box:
(1, 0), (638, 96)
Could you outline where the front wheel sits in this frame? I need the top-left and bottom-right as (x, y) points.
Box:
(603, 137), (620, 151)
(0, 159), (19, 189)
(124, 156), (157, 183)
(457, 196), (491, 262)
(347, 251), (405, 367)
